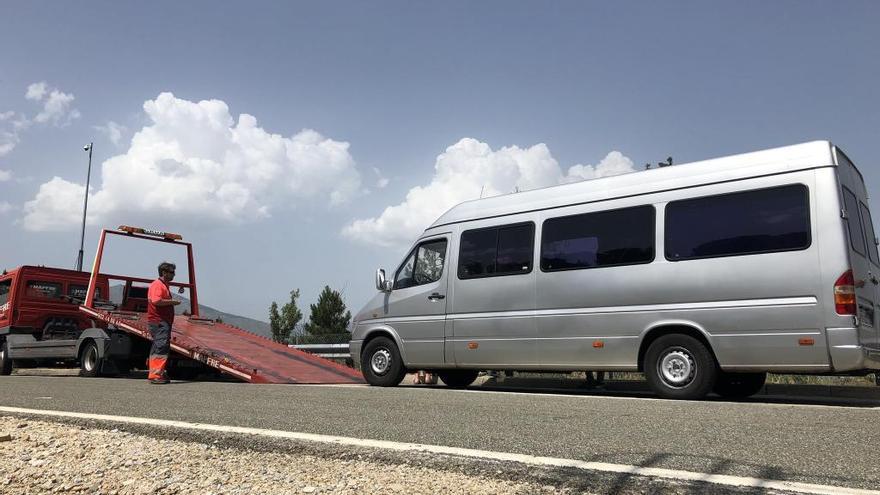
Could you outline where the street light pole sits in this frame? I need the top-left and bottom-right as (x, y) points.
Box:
(76, 142), (93, 272)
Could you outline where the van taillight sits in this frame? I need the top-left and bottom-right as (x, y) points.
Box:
(834, 269), (856, 315)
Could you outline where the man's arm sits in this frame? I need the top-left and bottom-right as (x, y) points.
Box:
(152, 298), (181, 307)
(149, 283), (181, 306)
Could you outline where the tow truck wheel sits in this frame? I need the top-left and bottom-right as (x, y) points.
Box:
(437, 370), (479, 389)
(361, 336), (406, 387)
(0, 341), (12, 375)
(79, 340), (103, 378)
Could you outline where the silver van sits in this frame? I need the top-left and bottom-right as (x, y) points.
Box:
(351, 141), (880, 399)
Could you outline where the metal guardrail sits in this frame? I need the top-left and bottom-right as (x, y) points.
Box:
(291, 343), (350, 359)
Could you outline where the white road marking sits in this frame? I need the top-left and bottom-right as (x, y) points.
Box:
(0, 405), (874, 495)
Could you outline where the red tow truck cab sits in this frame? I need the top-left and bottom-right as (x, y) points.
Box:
(0, 266), (110, 373)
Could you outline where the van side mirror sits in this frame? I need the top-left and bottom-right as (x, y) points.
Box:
(376, 269), (392, 292)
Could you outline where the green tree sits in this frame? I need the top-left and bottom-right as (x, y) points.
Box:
(304, 286), (351, 338)
(269, 301), (282, 343)
(269, 289), (303, 344)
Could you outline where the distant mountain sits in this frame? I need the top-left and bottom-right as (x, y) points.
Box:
(109, 285), (272, 338)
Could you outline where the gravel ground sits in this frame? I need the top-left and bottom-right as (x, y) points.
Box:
(0, 416), (572, 495)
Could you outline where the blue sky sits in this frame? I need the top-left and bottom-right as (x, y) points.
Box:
(1, 1), (878, 322)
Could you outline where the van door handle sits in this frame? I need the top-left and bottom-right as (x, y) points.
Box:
(428, 293), (446, 301)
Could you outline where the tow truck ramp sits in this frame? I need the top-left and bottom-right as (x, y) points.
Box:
(79, 226), (364, 385)
(80, 306), (363, 384)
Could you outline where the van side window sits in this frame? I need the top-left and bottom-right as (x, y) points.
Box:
(541, 206), (654, 271)
(0, 279), (11, 306)
(458, 223), (534, 279)
(666, 184), (810, 261)
(842, 188), (867, 256)
(394, 239), (448, 290)
(858, 202), (880, 265)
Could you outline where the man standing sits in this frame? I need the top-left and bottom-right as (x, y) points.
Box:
(147, 261), (180, 384)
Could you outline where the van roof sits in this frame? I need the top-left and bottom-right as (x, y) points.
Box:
(428, 140), (839, 230)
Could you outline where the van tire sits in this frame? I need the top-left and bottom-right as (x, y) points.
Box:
(713, 372), (766, 399)
(438, 370), (479, 389)
(0, 341), (12, 375)
(361, 336), (406, 387)
(644, 334), (717, 400)
(79, 340), (103, 378)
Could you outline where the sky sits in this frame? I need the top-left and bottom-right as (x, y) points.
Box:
(1, 1), (878, 323)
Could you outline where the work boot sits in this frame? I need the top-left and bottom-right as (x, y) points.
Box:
(149, 377), (170, 385)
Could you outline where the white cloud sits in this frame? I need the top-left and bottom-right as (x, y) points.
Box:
(25, 81), (80, 127)
(0, 111), (27, 157)
(25, 82), (47, 101)
(94, 121), (127, 146)
(563, 151), (636, 182)
(0, 169), (11, 181)
(343, 138), (635, 247)
(22, 92), (361, 232)
(0, 130), (18, 157)
(0, 202), (13, 215)
(372, 167), (390, 189)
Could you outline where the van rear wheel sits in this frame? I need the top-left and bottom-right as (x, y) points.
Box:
(713, 372), (766, 399)
(438, 370), (479, 388)
(644, 334), (717, 400)
(361, 336), (406, 387)
(0, 341), (12, 375)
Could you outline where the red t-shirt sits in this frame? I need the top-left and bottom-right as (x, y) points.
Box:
(147, 279), (175, 324)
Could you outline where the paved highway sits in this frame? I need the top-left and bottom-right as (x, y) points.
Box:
(1, 375), (878, 493)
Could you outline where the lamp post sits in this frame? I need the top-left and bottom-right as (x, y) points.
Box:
(75, 142), (93, 272)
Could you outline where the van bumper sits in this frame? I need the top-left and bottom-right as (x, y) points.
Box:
(827, 327), (880, 371)
(350, 339), (363, 370)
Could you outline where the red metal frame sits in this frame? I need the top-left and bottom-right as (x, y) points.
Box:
(84, 228), (199, 317)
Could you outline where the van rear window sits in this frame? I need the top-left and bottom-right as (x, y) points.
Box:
(541, 206), (655, 271)
(843, 188), (867, 256)
(859, 202), (880, 266)
(665, 184), (810, 261)
(25, 281), (63, 299)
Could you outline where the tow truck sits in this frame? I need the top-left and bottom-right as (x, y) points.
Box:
(1, 226), (364, 384)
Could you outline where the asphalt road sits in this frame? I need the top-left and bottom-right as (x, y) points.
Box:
(1, 375), (878, 492)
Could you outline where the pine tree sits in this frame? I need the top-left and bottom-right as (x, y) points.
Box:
(269, 290), (303, 344)
(269, 301), (282, 343)
(279, 289), (303, 344)
(304, 285), (351, 338)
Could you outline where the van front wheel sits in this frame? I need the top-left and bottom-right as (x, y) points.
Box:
(644, 334), (717, 400)
(438, 370), (479, 388)
(361, 336), (406, 387)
